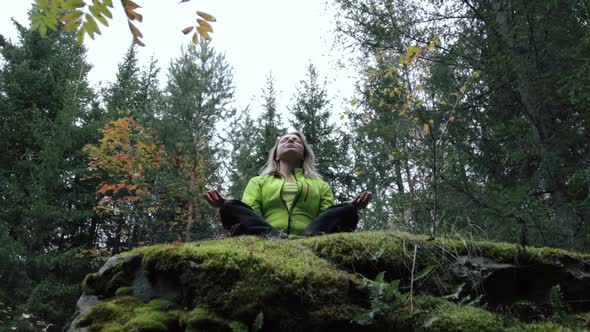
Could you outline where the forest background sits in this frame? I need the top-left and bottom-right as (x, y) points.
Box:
(1, 0), (590, 330)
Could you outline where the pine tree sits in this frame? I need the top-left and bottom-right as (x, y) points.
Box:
(228, 108), (260, 199)
(289, 63), (350, 199)
(0, 19), (103, 328)
(104, 44), (142, 118)
(255, 73), (284, 167)
(161, 41), (234, 241)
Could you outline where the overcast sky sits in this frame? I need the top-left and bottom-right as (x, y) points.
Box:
(1, 1), (358, 120)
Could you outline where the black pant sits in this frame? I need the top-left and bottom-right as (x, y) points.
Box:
(219, 200), (359, 237)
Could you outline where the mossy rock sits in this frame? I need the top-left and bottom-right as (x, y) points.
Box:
(69, 231), (590, 332)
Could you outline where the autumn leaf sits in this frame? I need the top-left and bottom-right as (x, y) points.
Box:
(128, 22), (143, 39)
(197, 26), (211, 40)
(197, 19), (213, 32)
(197, 11), (216, 22)
(182, 26), (194, 35)
(422, 123), (430, 135)
(192, 32), (199, 46)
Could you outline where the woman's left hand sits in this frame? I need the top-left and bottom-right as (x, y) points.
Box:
(352, 191), (372, 210)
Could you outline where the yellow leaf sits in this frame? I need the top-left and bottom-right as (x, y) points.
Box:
(133, 36), (145, 47)
(197, 11), (216, 22)
(197, 19), (213, 32)
(472, 71), (480, 78)
(128, 22), (143, 39)
(428, 119), (434, 124)
(422, 123), (430, 135)
(124, 0), (140, 10)
(182, 26), (194, 35)
(450, 92), (460, 97)
(127, 10), (142, 22)
(192, 31), (199, 46)
(417, 85), (424, 91)
(197, 27), (211, 40)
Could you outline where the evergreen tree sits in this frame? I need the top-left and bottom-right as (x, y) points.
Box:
(160, 41), (234, 241)
(104, 44), (142, 117)
(103, 44), (162, 125)
(334, 0), (590, 250)
(255, 73), (284, 167)
(0, 20), (104, 329)
(289, 63), (350, 200)
(228, 108), (260, 199)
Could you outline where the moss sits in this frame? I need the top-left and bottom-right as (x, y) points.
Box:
(185, 306), (232, 332)
(115, 286), (133, 296)
(106, 271), (131, 294)
(389, 296), (580, 332)
(82, 272), (101, 294)
(81, 264), (134, 297)
(137, 236), (361, 328)
(413, 296), (509, 332)
(506, 322), (576, 331)
(77, 296), (182, 332)
(78, 231), (589, 331)
(78, 296), (142, 330)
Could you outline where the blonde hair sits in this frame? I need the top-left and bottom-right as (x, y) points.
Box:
(259, 131), (322, 179)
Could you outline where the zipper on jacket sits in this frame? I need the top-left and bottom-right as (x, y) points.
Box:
(282, 171), (302, 236)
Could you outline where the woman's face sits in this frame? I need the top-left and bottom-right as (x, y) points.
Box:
(275, 134), (305, 162)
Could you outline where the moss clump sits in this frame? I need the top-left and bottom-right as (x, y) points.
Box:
(382, 296), (581, 332)
(77, 231), (589, 332)
(185, 306), (232, 332)
(411, 296), (510, 331)
(81, 265), (134, 297)
(81, 272), (101, 294)
(125, 299), (181, 331)
(78, 297), (181, 332)
(78, 296), (141, 330)
(115, 286), (133, 296)
(137, 236), (362, 329)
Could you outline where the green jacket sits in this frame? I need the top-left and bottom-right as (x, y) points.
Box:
(242, 168), (334, 236)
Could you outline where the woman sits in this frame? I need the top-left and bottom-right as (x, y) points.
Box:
(203, 131), (371, 237)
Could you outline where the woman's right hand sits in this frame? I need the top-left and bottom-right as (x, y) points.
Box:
(203, 189), (226, 208)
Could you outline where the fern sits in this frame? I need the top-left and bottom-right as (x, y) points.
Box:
(549, 285), (567, 319)
(353, 272), (408, 326)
